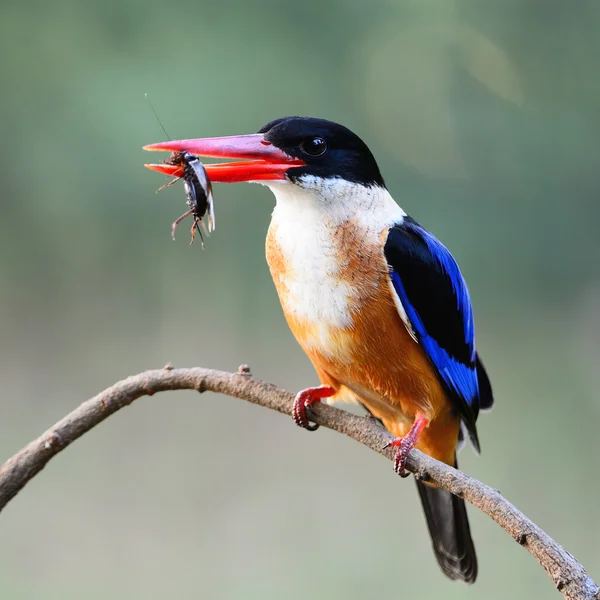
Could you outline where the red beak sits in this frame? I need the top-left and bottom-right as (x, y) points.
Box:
(143, 134), (305, 182)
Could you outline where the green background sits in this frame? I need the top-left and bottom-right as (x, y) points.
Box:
(1, 0), (599, 598)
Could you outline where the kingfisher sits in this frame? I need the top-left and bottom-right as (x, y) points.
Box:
(144, 117), (494, 584)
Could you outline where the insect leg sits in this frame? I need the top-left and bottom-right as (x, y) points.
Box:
(157, 176), (182, 193)
(190, 217), (205, 248)
(171, 209), (194, 241)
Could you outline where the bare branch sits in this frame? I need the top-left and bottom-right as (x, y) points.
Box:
(0, 366), (597, 600)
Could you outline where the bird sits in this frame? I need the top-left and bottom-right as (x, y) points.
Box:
(144, 116), (494, 584)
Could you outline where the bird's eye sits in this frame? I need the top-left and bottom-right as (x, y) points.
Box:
(301, 137), (327, 157)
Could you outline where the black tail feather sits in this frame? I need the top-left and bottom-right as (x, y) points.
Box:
(416, 475), (478, 583)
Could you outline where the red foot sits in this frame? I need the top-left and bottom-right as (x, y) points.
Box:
(383, 414), (429, 477)
(292, 385), (335, 431)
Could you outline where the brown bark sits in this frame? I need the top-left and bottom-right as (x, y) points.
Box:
(0, 365), (596, 599)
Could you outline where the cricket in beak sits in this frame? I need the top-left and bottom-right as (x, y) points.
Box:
(143, 134), (305, 182)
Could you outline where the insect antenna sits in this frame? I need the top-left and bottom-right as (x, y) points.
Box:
(146, 94), (184, 189)
(145, 93), (171, 140)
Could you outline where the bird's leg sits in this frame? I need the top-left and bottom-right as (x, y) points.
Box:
(292, 385), (335, 431)
(383, 413), (429, 478)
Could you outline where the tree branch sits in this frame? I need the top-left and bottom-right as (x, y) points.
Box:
(0, 365), (596, 599)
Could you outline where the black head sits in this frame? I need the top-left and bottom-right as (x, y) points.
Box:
(258, 117), (385, 188)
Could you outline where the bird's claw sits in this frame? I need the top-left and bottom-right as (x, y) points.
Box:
(385, 436), (416, 478)
(292, 386), (335, 431)
(383, 414), (429, 478)
(292, 390), (320, 431)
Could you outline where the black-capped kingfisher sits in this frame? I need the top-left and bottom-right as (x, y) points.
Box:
(144, 117), (494, 584)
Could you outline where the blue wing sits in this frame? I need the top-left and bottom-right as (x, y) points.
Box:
(384, 217), (491, 451)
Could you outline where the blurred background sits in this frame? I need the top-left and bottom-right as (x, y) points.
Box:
(1, 0), (599, 598)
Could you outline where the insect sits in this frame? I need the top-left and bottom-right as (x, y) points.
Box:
(145, 94), (215, 247)
(157, 151), (216, 247)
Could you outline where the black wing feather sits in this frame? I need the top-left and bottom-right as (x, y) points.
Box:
(384, 218), (484, 449)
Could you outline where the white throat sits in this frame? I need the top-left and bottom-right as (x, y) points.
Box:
(264, 176), (406, 229)
(263, 177), (406, 334)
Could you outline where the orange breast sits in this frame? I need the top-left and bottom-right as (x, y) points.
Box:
(266, 221), (460, 465)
